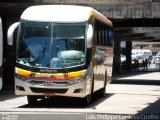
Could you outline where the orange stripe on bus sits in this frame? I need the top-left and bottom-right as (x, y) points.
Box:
(88, 11), (112, 27)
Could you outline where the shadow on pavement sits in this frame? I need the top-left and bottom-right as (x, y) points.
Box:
(18, 92), (114, 109)
(128, 99), (160, 120)
(0, 89), (21, 101)
(113, 71), (154, 79)
(111, 79), (160, 86)
(112, 71), (160, 86)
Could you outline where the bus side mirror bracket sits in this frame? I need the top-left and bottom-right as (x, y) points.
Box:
(87, 24), (93, 48)
(7, 22), (19, 46)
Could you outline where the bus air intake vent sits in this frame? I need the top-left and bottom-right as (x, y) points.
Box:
(30, 87), (68, 94)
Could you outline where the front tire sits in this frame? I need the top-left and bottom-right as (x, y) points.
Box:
(83, 75), (94, 105)
(83, 94), (92, 105)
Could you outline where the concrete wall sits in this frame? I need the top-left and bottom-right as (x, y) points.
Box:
(93, 2), (160, 18)
(32, 0), (160, 18)
(1, 0), (160, 19)
(133, 27), (160, 38)
(40, 0), (153, 4)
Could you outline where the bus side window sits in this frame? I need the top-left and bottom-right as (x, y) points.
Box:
(107, 30), (113, 46)
(96, 27), (100, 45)
(94, 20), (108, 46)
(105, 29), (108, 45)
(94, 20), (101, 45)
(98, 29), (101, 45)
(101, 25), (106, 45)
(94, 30), (97, 44)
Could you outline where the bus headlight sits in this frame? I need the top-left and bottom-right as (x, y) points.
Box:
(68, 77), (83, 85)
(15, 74), (28, 81)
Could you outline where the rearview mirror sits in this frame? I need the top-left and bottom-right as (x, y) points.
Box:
(7, 22), (19, 45)
(87, 24), (93, 48)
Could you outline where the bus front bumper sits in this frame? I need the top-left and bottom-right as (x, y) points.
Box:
(15, 77), (91, 98)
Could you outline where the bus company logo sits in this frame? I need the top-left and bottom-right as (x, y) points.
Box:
(30, 73), (52, 78)
(40, 69), (57, 73)
(45, 81), (53, 86)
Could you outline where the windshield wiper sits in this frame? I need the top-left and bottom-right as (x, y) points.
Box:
(42, 37), (47, 57)
(56, 43), (68, 76)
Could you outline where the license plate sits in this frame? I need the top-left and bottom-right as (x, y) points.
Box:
(43, 93), (55, 96)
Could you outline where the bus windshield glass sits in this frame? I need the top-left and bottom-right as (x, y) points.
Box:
(17, 21), (86, 68)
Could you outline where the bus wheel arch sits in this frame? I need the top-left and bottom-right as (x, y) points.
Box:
(83, 74), (94, 105)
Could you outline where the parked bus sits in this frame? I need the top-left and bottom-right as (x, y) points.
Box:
(0, 18), (3, 90)
(7, 5), (113, 104)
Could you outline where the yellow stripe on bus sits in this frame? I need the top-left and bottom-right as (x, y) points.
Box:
(16, 67), (83, 79)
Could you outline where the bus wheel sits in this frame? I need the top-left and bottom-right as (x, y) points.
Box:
(83, 75), (94, 105)
(87, 93), (92, 104)
(27, 96), (38, 105)
(83, 93), (92, 105)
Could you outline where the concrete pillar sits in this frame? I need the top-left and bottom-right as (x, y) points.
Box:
(113, 37), (121, 74)
(126, 41), (132, 71)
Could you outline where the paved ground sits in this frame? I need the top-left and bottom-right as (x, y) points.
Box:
(0, 84), (160, 114)
(112, 71), (160, 85)
(0, 72), (160, 120)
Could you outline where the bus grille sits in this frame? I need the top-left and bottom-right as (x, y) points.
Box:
(30, 87), (68, 94)
(27, 80), (70, 86)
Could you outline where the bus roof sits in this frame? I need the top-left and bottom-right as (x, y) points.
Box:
(21, 5), (112, 27)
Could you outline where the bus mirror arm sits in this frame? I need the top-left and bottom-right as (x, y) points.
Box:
(87, 24), (93, 48)
(7, 22), (19, 46)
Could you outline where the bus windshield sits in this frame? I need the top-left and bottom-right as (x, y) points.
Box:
(17, 21), (86, 68)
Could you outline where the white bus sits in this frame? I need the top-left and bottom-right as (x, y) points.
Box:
(0, 18), (3, 90)
(7, 5), (113, 104)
